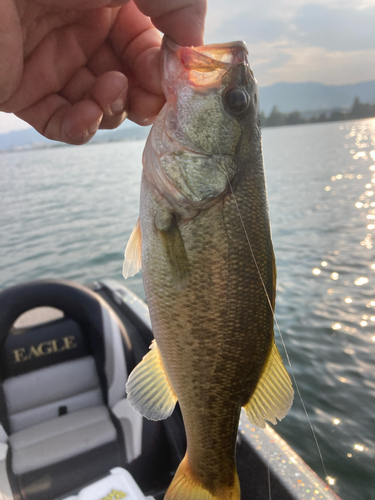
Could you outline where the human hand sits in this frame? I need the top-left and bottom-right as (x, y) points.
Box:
(0, 0), (206, 145)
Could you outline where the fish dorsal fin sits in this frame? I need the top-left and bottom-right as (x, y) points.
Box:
(126, 340), (178, 421)
(123, 218), (142, 279)
(243, 342), (294, 429)
(155, 208), (190, 288)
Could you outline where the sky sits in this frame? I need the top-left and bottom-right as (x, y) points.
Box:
(1, 0), (374, 134)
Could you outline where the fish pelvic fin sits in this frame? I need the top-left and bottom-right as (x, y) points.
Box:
(126, 340), (177, 420)
(243, 342), (294, 429)
(123, 218), (142, 279)
(165, 455), (240, 500)
(155, 207), (190, 289)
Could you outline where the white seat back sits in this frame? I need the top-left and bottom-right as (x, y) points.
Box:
(3, 356), (103, 433)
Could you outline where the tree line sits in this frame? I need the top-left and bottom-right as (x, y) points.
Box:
(260, 97), (375, 128)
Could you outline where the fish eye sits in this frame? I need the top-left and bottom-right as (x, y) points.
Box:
(224, 88), (250, 115)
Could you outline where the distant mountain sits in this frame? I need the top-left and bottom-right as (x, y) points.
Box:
(259, 80), (375, 115)
(0, 128), (54, 151)
(0, 123), (150, 152)
(90, 124), (150, 145)
(1, 80), (375, 151)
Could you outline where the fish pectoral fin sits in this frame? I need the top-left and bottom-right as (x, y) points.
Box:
(155, 208), (190, 289)
(243, 342), (294, 429)
(123, 218), (142, 279)
(126, 340), (178, 421)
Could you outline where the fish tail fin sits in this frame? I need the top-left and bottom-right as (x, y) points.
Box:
(165, 454), (240, 500)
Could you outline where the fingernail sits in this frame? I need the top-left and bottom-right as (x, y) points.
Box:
(88, 116), (102, 135)
(110, 89), (127, 114)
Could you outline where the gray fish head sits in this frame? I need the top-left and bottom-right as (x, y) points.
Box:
(159, 37), (259, 157)
(142, 37), (262, 214)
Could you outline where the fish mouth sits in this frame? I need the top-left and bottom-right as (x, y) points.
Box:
(163, 37), (248, 69)
(161, 36), (252, 91)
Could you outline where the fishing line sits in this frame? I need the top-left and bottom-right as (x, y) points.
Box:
(212, 133), (334, 498)
(265, 431), (272, 500)
(226, 176), (331, 489)
(211, 136), (274, 500)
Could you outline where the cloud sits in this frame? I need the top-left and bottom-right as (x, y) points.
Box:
(290, 4), (375, 51)
(259, 46), (375, 86)
(251, 51), (293, 75)
(205, 2), (375, 85)
(217, 14), (285, 44)
(209, 3), (375, 51)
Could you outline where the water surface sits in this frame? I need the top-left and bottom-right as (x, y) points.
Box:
(1, 119), (374, 500)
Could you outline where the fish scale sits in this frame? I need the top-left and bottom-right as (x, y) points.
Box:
(123, 36), (293, 500)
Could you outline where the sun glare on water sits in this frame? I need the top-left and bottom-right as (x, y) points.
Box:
(302, 122), (375, 498)
(354, 277), (369, 285)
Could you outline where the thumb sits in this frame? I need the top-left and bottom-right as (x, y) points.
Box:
(0, 0), (23, 104)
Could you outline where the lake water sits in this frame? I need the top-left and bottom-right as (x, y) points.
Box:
(1, 119), (375, 500)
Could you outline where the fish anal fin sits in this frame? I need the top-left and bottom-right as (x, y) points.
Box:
(243, 342), (294, 429)
(123, 218), (142, 279)
(126, 340), (177, 421)
(165, 455), (240, 500)
(155, 208), (190, 289)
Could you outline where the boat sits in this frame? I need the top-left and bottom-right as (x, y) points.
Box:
(0, 278), (340, 500)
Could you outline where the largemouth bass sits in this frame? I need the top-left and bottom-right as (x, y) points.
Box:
(123, 36), (293, 500)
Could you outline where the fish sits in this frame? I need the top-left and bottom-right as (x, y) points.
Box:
(123, 36), (294, 500)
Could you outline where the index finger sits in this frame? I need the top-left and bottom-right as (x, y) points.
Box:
(109, 1), (163, 97)
(108, 0), (207, 124)
(0, 0), (23, 103)
(109, 0), (207, 96)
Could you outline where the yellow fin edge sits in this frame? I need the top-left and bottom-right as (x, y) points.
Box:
(243, 342), (294, 429)
(123, 218), (142, 279)
(125, 340), (177, 421)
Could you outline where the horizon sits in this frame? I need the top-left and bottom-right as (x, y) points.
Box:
(1, 0), (374, 134)
(1, 78), (374, 136)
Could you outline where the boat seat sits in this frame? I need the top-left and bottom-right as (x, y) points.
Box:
(0, 280), (136, 500)
(9, 406), (116, 475)
(3, 355), (104, 433)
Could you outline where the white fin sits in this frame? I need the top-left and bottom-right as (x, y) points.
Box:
(243, 342), (294, 429)
(123, 218), (142, 279)
(126, 340), (178, 420)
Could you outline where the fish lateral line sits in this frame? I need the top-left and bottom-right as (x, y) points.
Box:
(211, 126), (335, 497)
(219, 149), (335, 499)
